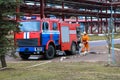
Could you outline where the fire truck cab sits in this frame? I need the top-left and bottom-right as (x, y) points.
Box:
(14, 16), (80, 60)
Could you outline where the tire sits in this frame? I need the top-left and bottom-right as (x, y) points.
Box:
(71, 43), (77, 55)
(45, 45), (55, 59)
(19, 52), (30, 60)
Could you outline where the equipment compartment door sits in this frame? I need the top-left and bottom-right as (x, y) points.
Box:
(61, 26), (70, 50)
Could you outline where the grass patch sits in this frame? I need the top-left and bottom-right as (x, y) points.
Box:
(89, 35), (106, 41)
(0, 62), (120, 80)
(115, 44), (120, 49)
(89, 34), (120, 41)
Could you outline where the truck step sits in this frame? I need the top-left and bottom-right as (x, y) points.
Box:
(56, 50), (66, 56)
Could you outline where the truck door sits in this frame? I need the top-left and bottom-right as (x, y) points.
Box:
(60, 23), (70, 51)
(41, 22), (50, 45)
(52, 22), (59, 45)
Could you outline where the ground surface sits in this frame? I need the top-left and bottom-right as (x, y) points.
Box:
(1, 40), (120, 80)
(6, 45), (120, 64)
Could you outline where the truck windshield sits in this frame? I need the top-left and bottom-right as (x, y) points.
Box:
(19, 21), (40, 32)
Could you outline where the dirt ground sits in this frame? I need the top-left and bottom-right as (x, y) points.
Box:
(5, 45), (120, 64)
(52, 46), (109, 62)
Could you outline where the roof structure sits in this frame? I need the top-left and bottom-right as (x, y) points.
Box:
(18, 0), (120, 34)
(20, 0), (120, 18)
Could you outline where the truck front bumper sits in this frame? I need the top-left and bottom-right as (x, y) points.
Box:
(16, 47), (44, 53)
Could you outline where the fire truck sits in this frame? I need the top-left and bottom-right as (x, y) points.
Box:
(14, 16), (80, 60)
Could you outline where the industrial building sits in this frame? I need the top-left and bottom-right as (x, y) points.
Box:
(19, 0), (120, 34)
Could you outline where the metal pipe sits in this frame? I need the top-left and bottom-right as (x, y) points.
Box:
(40, 0), (44, 19)
(62, 1), (64, 21)
(111, 4), (115, 64)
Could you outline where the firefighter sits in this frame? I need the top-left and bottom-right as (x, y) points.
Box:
(81, 31), (90, 55)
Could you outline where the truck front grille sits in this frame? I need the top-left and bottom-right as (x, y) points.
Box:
(17, 38), (38, 46)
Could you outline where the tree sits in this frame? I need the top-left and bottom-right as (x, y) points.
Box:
(0, 0), (20, 68)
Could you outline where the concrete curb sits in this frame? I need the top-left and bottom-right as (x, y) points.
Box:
(114, 48), (120, 51)
(106, 45), (120, 51)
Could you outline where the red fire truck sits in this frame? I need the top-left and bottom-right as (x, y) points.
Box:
(14, 16), (80, 60)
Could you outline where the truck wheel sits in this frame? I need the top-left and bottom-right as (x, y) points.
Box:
(45, 45), (55, 59)
(19, 52), (30, 60)
(71, 43), (77, 55)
